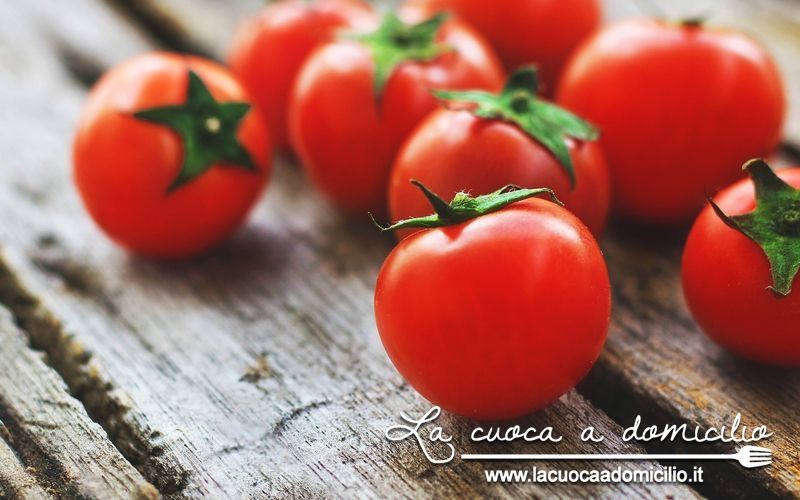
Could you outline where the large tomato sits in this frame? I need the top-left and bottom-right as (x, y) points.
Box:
(557, 19), (785, 224)
(289, 13), (503, 217)
(228, 0), (375, 151)
(73, 52), (271, 258)
(389, 67), (610, 238)
(682, 160), (800, 366)
(374, 186), (610, 419)
(402, 0), (601, 93)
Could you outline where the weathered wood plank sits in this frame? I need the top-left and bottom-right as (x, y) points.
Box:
(0, 0), (699, 497)
(103, 0), (263, 55)
(17, 0), (154, 85)
(0, 305), (156, 499)
(584, 227), (800, 499)
(0, 427), (51, 500)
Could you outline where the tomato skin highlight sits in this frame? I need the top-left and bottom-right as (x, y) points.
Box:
(402, 0), (601, 93)
(375, 198), (611, 419)
(388, 109), (611, 239)
(289, 19), (504, 217)
(227, 0), (375, 151)
(73, 52), (272, 258)
(682, 169), (800, 366)
(557, 19), (785, 224)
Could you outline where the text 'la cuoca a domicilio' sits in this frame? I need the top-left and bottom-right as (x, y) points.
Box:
(385, 406), (773, 464)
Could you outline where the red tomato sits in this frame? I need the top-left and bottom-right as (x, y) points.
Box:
(557, 19), (785, 224)
(228, 0), (375, 151)
(682, 166), (800, 366)
(289, 15), (504, 217)
(389, 109), (611, 238)
(375, 195), (610, 419)
(402, 0), (601, 92)
(73, 52), (271, 258)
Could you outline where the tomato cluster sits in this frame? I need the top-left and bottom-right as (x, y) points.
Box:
(72, 0), (798, 421)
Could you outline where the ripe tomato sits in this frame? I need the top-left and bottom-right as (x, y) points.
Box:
(557, 19), (785, 224)
(682, 160), (800, 366)
(73, 52), (271, 258)
(374, 186), (610, 419)
(228, 0), (375, 151)
(289, 13), (503, 217)
(389, 67), (610, 239)
(401, 0), (601, 93)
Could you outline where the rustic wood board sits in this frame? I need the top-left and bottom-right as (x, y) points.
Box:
(0, 429), (51, 500)
(0, 0), (698, 498)
(0, 305), (156, 498)
(0, 0), (798, 497)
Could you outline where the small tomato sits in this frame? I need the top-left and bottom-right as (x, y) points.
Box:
(558, 19), (785, 223)
(289, 13), (504, 217)
(73, 53), (271, 258)
(228, 0), (375, 151)
(401, 0), (601, 92)
(375, 184), (611, 419)
(389, 67), (610, 239)
(683, 160), (800, 366)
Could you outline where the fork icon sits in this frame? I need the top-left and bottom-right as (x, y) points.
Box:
(684, 446), (773, 469)
(461, 445), (773, 468)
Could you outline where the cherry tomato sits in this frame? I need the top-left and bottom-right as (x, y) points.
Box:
(375, 187), (610, 419)
(289, 14), (504, 217)
(388, 68), (610, 239)
(683, 162), (800, 366)
(557, 19), (785, 224)
(73, 52), (271, 258)
(402, 0), (601, 93)
(228, 0), (375, 151)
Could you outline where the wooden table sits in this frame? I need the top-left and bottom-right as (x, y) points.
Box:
(0, 0), (797, 498)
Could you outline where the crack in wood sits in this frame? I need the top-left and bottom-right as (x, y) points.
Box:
(271, 400), (332, 437)
(48, 32), (105, 88)
(0, 394), (94, 498)
(0, 256), (186, 496)
(578, 365), (784, 500)
(101, 0), (210, 56)
(30, 253), (121, 318)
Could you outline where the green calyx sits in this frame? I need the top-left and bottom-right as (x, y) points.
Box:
(710, 159), (800, 297)
(433, 66), (599, 189)
(352, 13), (450, 100)
(374, 180), (562, 232)
(133, 70), (258, 193)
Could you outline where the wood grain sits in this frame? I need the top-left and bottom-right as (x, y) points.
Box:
(0, 305), (156, 499)
(585, 227), (800, 499)
(0, 0), (697, 497)
(0, 429), (51, 500)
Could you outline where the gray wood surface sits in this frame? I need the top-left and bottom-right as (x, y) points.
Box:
(0, 430), (50, 500)
(0, 305), (155, 498)
(0, 0), (797, 498)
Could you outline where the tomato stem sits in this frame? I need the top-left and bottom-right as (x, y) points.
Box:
(349, 13), (451, 101)
(709, 159), (800, 297)
(133, 70), (258, 193)
(433, 66), (599, 189)
(372, 181), (562, 232)
(680, 16), (706, 28)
